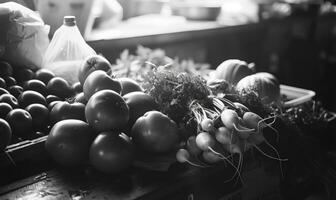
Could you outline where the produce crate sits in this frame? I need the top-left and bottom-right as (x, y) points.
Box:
(280, 84), (316, 108)
(0, 136), (51, 186)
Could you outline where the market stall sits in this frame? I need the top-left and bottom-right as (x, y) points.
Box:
(0, 1), (336, 200)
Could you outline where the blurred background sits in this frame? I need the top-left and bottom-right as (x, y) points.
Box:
(1, 0), (336, 111)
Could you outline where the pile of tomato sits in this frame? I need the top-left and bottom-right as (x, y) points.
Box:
(0, 55), (181, 174)
(0, 60), (79, 151)
(2, 55), (181, 175)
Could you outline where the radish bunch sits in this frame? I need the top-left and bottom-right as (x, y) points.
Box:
(176, 97), (287, 181)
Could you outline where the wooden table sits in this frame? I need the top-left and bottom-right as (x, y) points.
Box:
(0, 148), (283, 200)
(0, 163), (243, 200)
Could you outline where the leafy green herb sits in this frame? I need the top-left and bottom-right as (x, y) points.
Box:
(142, 66), (212, 127)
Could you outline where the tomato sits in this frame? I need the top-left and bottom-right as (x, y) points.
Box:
(0, 61), (13, 77)
(47, 77), (74, 99)
(8, 85), (23, 98)
(0, 102), (13, 118)
(45, 119), (95, 167)
(118, 77), (143, 96)
(0, 88), (9, 96)
(4, 77), (17, 87)
(6, 108), (33, 138)
(71, 82), (82, 94)
(131, 111), (179, 154)
(85, 90), (129, 132)
(0, 77), (6, 88)
(46, 95), (61, 104)
(83, 70), (121, 100)
(78, 55), (112, 85)
(50, 101), (86, 124)
(123, 91), (159, 133)
(48, 100), (62, 111)
(23, 79), (47, 96)
(89, 132), (134, 173)
(15, 68), (35, 83)
(25, 103), (49, 132)
(0, 94), (18, 108)
(18, 90), (46, 108)
(0, 118), (12, 151)
(35, 69), (55, 85)
(74, 92), (87, 105)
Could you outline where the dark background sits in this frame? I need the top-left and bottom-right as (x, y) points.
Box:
(89, 13), (336, 112)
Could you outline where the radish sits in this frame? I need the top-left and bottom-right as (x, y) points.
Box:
(242, 112), (286, 176)
(195, 130), (244, 183)
(202, 150), (222, 164)
(195, 132), (230, 163)
(215, 127), (231, 145)
(243, 111), (279, 140)
(243, 112), (263, 130)
(221, 109), (254, 139)
(195, 132), (216, 151)
(186, 136), (202, 156)
(176, 148), (208, 168)
(200, 118), (214, 132)
(221, 109), (239, 130)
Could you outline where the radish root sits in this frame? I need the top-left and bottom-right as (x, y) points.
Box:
(207, 146), (244, 184)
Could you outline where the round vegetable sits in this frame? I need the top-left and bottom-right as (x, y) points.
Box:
(85, 90), (129, 132)
(8, 85), (23, 98)
(123, 91), (159, 131)
(35, 69), (55, 85)
(236, 72), (280, 104)
(25, 103), (49, 132)
(6, 108), (33, 138)
(220, 109), (239, 130)
(89, 132), (134, 174)
(211, 59), (254, 85)
(23, 79), (47, 96)
(0, 118), (12, 151)
(78, 55), (112, 85)
(46, 95), (61, 104)
(215, 126), (232, 145)
(74, 92), (87, 105)
(45, 119), (95, 167)
(83, 70), (121, 100)
(47, 77), (73, 99)
(0, 94), (18, 108)
(118, 77), (143, 96)
(202, 151), (221, 164)
(48, 101), (62, 111)
(71, 82), (82, 94)
(18, 90), (46, 108)
(50, 101), (86, 124)
(195, 132), (215, 151)
(131, 111), (179, 154)
(186, 136), (202, 156)
(0, 103), (13, 118)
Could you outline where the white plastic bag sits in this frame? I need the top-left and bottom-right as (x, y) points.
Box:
(1, 2), (50, 70)
(42, 16), (96, 84)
